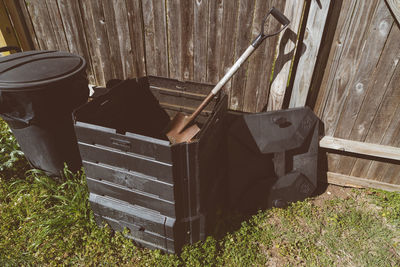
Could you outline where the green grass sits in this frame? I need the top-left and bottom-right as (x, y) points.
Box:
(1, 118), (399, 266)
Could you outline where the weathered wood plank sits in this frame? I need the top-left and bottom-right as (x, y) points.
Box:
(219, 0), (239, 101)
(79, 0), (109, 85)
(0, 0), (20, 52)
(243, 0), (280, 112)
(266, 0), (305, 111)
(3, 0), (35, 50)
(366, 101), (400, 182)
(206, 0), (223, 84)
(181, 0), (194, 81)
(228, 0), (255, 111)
(289, 0), (330, 108)
(24, 0), (58, 50)
(333, 0), (394, 174)
(351, 96), (400, 178)
(320, 136), (400, 161)
(57, 0), (95, 84)
(45, 0), (69, 51)
(194, 0), (208, 83)
(346, 25), (400, 178)
(101, 0), (124, 80)
(385, 0), (400, 24)
(166, 0), (182, 79)
(326, 171), (400, 192)
(142, 0), (157, 76)
(126, 0), (146, 77)
(317, 0), (379, 173)
(254, 0), (286, 112)
(17, 0), (39, 49)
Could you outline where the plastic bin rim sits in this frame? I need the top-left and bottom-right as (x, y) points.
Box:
(0, 52), (86, 91)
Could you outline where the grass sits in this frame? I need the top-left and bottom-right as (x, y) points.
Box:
(1, 118), (399, 266)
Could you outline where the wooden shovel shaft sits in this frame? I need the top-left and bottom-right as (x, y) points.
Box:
(187, 45), (256, 126)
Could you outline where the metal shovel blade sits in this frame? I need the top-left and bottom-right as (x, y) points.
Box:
(166, 112), (201, 144)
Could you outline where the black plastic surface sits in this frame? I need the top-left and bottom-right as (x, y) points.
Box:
(0, 50), (86, 90)
(0, 50), (88, 176)
(75, 77), (227, 253)
(227, 107), (319, 212)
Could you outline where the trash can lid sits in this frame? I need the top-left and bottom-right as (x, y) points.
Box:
(0, 50), (86, 91)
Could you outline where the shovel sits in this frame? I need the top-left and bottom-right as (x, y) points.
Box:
(166, 7), (290, 144)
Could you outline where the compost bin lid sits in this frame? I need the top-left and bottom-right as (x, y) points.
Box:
(0, 50), (86, 91)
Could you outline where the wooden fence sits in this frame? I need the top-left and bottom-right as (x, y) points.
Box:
(1, 0), (400, 190)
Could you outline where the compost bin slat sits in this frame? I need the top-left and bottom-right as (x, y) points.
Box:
(89, 193), (175, 238)
(75, 123), (172, 164)
(79, 142), (174, 183)
(83, 161), (174, 202)
(87, 177), (176, 217)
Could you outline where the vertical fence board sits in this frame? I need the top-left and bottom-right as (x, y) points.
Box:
(229, 0), (255, 111)
(267, 0), (305, 111)
(245, 0), (284, 112)
(317, 0), (378, 172)
(57, 0), (95, 83)
(219, 0), (238, 102)
(101, 0), (124, 80)
(206, 0), (223, 84)
(17, 0), (39, 49)
(24, 0), (58, 50)
(333, 0), (393, 174)
(289, 0), (330, 108)
(166, 0), (182, 79)
(3, 0), (36, 50)
(142, 0), (157, 76)
(343, 20), (399, 176)
(126, 0), (146, 77)
(181, 0), (194, 81)
(45, 0), (69, 51)
(193, 0), (208, 83)
(79, 0), (112, 85)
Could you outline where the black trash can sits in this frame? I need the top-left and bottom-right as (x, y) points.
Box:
(0, 50), (89, 176)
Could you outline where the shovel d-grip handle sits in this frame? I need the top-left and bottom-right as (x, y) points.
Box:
(252, 7), (290, 48)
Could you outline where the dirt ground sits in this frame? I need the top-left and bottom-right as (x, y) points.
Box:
(311, 183), (354, 207)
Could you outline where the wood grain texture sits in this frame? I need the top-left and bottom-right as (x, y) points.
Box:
(193, 0), (208, 83)
(125, 0), (146, 77)
(385, 0), (400, 24)
(45, 0), (69, 51)
(320, 136), (400, 161)
(243, 0), (283, 112)
(79, 0), (113, 85)
(142, 0), (157, 76)
(340, 23), (400, 177)
(229, 0), (255, 111)
(142, 0), (168, 77)
(181, 0), (194, 81)
(166, 0), (182, 79)
(267, 0), (305, 111)
(101, 0), (124, 80)
(3, 0), (35, 50)
(206, 0), (223, 84)
(289, 0), (330, 108)
(333, 0), (394, 175)
(57, 0), (95, 83)
(326, 171), (400, 191)
(317, 0), (379, 173)
(15, 0), (39, 49)
(219, 0), (238, 101)
(24, 0), (58, 50)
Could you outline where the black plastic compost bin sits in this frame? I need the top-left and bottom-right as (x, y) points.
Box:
(74, 76), (227, 253)
(0, 50), (89, 176)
